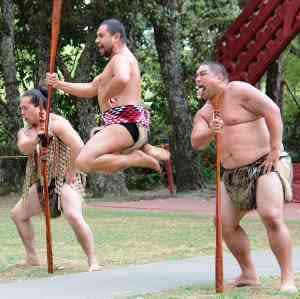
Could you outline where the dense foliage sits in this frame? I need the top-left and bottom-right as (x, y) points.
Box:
(0, 0), (299, 193)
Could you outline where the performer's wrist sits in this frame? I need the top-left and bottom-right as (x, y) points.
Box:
(54, 79), (63, 90)
(270, 144), (281, 152)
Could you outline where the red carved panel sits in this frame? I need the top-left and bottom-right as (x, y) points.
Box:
(216, 0), (300, 85)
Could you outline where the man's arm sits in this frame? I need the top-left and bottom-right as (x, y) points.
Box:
(17, 128), (39, 155)
(100, 55), (130, 101)
(191, 106), (214, 150)
(236, 81), (283, 171)
(47, 73), (100, 98)
(237, 81), (283, 151)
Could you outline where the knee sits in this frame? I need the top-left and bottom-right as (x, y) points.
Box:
(10, 208), (17, 222)
(260, 212), (282, 230)
(75, 155), (92, 173)
(64, 212), (83, 228)
(10, 207), (22, 223)
(222, 225), (237, 239)
(218, 218), (238, 238)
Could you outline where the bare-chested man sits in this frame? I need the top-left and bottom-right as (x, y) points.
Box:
(11, 87), (100, 272)
(47, 18), (169, 174)
(191, 61), (297, 293)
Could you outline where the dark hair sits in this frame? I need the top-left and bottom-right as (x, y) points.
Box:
(200, 61), (229, 81)
(22, 86), (48, 109)
(100, 18), (127, 43)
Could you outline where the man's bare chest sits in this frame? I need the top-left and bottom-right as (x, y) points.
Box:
(219, 102), (258, 126)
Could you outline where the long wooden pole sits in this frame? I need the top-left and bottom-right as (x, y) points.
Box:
(39, 105), (53, 273)
(40, 0), (63, 274)
(46, 1), (63, 133)
(213, 94), (224, 293)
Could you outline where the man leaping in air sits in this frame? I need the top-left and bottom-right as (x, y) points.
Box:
(47, 18), (169, 174)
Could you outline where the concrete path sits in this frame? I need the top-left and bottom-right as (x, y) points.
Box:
(1, 248), (300, 299)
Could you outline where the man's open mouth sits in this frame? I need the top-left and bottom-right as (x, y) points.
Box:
(196, 85), (206, 98)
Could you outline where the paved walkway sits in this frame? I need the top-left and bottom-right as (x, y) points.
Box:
(1, 248), (300, 299)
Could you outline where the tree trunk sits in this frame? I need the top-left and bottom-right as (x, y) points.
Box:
(74, 42), (128, 197)
(151, 0), (202, 191)
(266, 57), (283, 111)
(32, 1), (51, 87)
(0, 0), (24, 194)
(0, 0), (20, 152)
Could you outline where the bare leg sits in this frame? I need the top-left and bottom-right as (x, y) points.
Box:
(91, 149), (160, 173)
(10, 185), (42, 266)
(76, 125), (160, 173)
(221, 182), (260, 287)
(142, 144), (170, 161)
(257, 173), (297, 293)
(61, 184), (101, 272)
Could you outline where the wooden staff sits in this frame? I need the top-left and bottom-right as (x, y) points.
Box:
(39, 0), (63, 274)
(212, 93), (224, 293)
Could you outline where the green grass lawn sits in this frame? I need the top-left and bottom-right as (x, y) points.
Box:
(128, 275), (300, 299)
(1, 193), (300, 299)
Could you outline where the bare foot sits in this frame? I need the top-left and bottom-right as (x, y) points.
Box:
(16, 256), (40, 268)
(89, 264), (103, 272)
(129, 150), (161, 172)
(142, 144), (170, 161)
(280, 283), (298, 293)
(226, 274), (260, 289)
